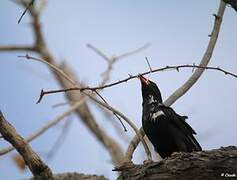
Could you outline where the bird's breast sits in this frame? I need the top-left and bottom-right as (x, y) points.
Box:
(151, 110), (165, 120)
(142, 107), (166, 125)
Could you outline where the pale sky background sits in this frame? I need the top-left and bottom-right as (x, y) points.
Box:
(0, 0), (237, 179)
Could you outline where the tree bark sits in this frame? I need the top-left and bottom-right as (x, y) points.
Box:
(118, 146), (237, 180)
(31, 172), (107, 180)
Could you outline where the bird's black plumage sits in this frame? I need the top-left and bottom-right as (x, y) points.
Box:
(139, 75), (202, 158)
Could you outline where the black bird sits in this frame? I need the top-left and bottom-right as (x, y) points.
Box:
(139, 75), (202, 158)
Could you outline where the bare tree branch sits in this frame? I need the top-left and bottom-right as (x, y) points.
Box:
(94, 90), (127, 132)
(0, 111), (53, 179)
(165, 3), (226, 106)
(115, 43), (150, 60)
(87, 44), (110, 62)
(35, 63), (237, 103)
(145, 57), (153, 72)
(125, 0), (227, 162)
(18, 54), (77, 86)
(87, 43), (149, 86)
(19, 54), (152, 162)
(46, 117), (72, 159)
(0, 45), (36, 52)
(17, 0), (35, 24)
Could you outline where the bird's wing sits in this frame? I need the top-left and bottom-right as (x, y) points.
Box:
(157, 104), (202, 151)
(158, 104), (196, 135)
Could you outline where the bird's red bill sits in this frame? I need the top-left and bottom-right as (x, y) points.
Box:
(139, 74), (149, 85)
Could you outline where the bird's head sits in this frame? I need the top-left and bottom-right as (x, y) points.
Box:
(139, 74), (162, 104)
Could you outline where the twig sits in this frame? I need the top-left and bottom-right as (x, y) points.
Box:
(145, 56), (152, 72)
(37, 88), (78, 104)
(46, 117), (72, 159)
(0, 99), (85, 156)
(87, 44), (110, 62)
(100, 63), (113, 86)
(0, 111), (53, 179)
(36, 64), (237, 103)
(116, 43), (150, 60)
(88, 43), (149, 63)
(18, 62), (53, 82)
(88, 43), (149, 86)
(52, 102), (70, 108)
(18, 54), (77, 86)
(0, 45), (36, 52)
(18, 0), (35, 24)
(125, 0), (227, 161)
(94, 90), (127, 132)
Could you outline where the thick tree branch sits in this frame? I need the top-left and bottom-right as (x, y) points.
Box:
(118, 146), (237, 180)
(125, 0), (226, 161)
(165, 2), (226, 106)
(0, 111), (53, 179)
(32, 172), (107, 180)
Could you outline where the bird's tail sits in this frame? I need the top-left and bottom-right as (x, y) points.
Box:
(188, 135), (202, 151)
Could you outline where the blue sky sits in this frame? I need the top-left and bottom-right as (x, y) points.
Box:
(0, 0), (237, 179)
